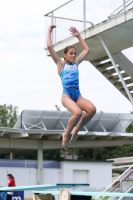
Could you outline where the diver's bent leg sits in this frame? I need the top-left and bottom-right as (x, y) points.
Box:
(61, 94), (82, 149)
(69, 96), (96, 144)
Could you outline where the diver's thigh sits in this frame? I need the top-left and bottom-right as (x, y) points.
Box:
(61, 94), (81, 114)
(77, 96), (96, 112)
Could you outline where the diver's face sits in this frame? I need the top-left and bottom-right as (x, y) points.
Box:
(64, 48), (77, 63)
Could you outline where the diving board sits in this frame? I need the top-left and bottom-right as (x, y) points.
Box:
(33, 189), (133, 198)
(0, 184), (89, 192)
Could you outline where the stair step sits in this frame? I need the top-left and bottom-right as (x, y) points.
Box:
(103, 67), (123, 75)
(109, 72), (129, 81)
(91, 52), (133, 102)
(97, 61), (112, 70)
(115, 79), (133, 87)
(120, 85), (133, 92)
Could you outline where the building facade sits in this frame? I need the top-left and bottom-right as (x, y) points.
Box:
(0, 159), (112, 198)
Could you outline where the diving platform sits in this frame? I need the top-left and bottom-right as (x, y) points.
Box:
(45, 1), (133, 103)
(46, 9), (133, 62)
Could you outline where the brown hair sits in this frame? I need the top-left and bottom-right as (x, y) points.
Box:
(7, 174), (15, 180)
(64, 46), (77, 54)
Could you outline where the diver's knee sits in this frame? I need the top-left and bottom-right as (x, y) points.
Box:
(74, 109), (82, 118)
(92, 105), (96, 114)
(87, 105), (96, 115)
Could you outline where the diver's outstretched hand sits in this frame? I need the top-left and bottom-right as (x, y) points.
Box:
(69, 27), (80, 37)
(49, 25), (56, 32)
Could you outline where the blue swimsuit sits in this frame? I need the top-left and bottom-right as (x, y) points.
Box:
(60, 63), (81, 102)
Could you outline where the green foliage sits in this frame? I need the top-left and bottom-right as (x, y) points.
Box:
(15, 151), (37, 159)
(100, 197), (109, 200)
(76, 145), (133, 160)
(55, 105), (61, 111)
(0, 104), (19, 159)
(77, 148), (112, 160)
(43, 149), (63, 160)
(126, 111), (133, 132)
(0, 153), (10, 159)
(0, 150), (64, 160)
(14, 150), (64, 160)
(0, 104), (18, 128)
(126, 123), (133, 133)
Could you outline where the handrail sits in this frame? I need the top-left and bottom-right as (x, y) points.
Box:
(111, 0), (130, 14)
(108, 0), (133, 17)
(118, 185), (133, 200)
(44, 0), (94, 45)
(116, 1), (133, 15)
(101, 170), (133, 200)
(122, 169), (133, 181)
(46, 15), (94, 27)
(119, 52), (133, 69)
(100, 182), (120, 200)
(44, 0), (74, 16)
(95, 164), (133, 200)
(101, 172), (132, 200)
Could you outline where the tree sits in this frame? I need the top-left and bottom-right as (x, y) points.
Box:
(13, 149), (64, 160)
(0, 104), (19, 159)
(126, 123), (133, 133)
(55, 105), (61, 111)
(76, 145), (133, 160)
(0, 104), (18, 128)
(126, 111), (133, 132)
(43, 149), (63, 160)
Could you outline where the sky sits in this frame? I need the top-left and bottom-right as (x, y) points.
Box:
(0, 0), (133, 115)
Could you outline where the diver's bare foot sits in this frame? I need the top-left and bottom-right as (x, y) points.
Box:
(62, 132), (69, 150)
(69, 127), (78, 144)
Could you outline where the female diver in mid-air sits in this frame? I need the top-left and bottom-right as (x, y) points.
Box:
(47, 25), (96, 150)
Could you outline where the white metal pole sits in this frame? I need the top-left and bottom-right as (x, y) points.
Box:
(100, 37), (133, 106)
(123, 0), (126, 13)
(51, 12), (54, 45)
(83, 0), (86, 37)
(55, 18), (56, 44)
(51, 12), (54, 25)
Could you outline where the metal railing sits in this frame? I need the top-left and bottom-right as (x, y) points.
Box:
(119, 52), (133, 69)
(109, 0), (133, 18)
(95, 164), (133, 200)
(118, 185), (133, 200)
(44, 0), (94, 45)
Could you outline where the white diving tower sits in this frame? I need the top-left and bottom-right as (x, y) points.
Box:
(45, 0), (133, 105)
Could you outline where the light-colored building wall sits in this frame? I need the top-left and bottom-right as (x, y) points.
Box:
(0, 160), (112, 198)
(43, 168), (61, 184)
(0, 168), (37, 198)
(60, 161), (112, 188)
